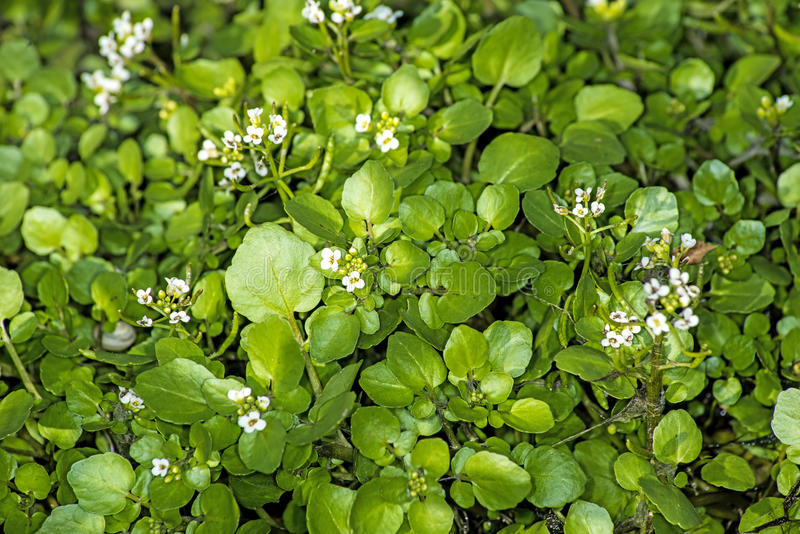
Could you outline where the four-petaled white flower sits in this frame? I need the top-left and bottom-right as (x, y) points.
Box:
(329, 0), (362, 23)
(247, 107), (263, 125)
(669, 268), (689, 286)
(572, 203), (588, 218)
(222, 130), (242, 150)
(268, 124), (288, 145)
(355, 113), (372, 132)
(244, 125), (264, 145)
(136, 288), (153, 305)
(646, 312), (670, 335)
(364, 5), (403, 23)
(673, 308), (699, 330)
(137, 316), (153, 327)
(227, 386), (252, 402)
(643, 236), (657, 248)
(169, 310), (190, 324)
(643, 278), (669, 300)
(224, 162), (247, 183)
(590, 201), (605, 216)
(342, 271), (365, 292)
(601, 330), (623, 348)
(151, 458), (170, 477)
(320, 248), (341, 272)
(628, 317), (642, 334)
(776, 95), (793, 113)
(574, 187), (591, 203)
(376, 129), (399, 152)
(238, 411), (267, 433)
(120, 388), (145, 410)
(270, 114), (287, 131)
(197, 139), (219, 161)
(254, 158), (269, 177)
(256, 396), (270, 411)
(165, 277), (190, 296)
(680, 233), (696, 249)
(609, 310), (628, 323)
(302, 0), (326, 24)
(660, 227), (671, 243)
(640, 256), (650, 269)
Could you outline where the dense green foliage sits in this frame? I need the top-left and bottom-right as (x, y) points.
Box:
(2, 0), (800, 533)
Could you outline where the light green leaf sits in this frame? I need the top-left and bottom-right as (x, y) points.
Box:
(625, 186), (679, 235)
(66, 453), (134, 515)
(134, 358), (215, 424)
(443, 325), (488, 378)
(308, 483), (356, 534)
(382, 64), (429, 118)
(472, 16), (543, 87)
(341, 160), (395, 225)
(37, 504), (104, 534)
(653, 409), (703, 464)
(477, 133), (559, 192)
(408, 495), (453, 534)
(242, 315), (304, 393)
(525, 446), (586, 508)
(575, 84), (644, 133)
(700, 453), (755, 491)
(772, 388), (800, 447)
(386, 332), (446, 393)
(430, 99), (493, 144)
(306, 306), (360, 363)
(0, 267), (24, 320)
(564, 501), (614, 534)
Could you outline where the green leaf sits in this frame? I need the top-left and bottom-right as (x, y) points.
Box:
(195, 484), (240, 534)
(564, 501), (614, 534)
(14, 461), (50, 499)
(349, 479), (403, 534)
(522, 189), (566, 237)
(0, 39), (40, 81)
(285, 194), (346, 245)
(37, 504), (104, 534)
(225, 223), (323, 322)
(638, 474), (701, 530)
(176, 58), (245, 99)
(241, 315), (304, 393)
(408, 495), (453, 534)
(38, 401), (82, 448)
(307, 483), (356, 534)
(66, 453), (134, 515)
(385, 332), (446, 393)
(574, 84), (644, 133)
(443, 325), (488, 378)
(359, 361), (414, 408)
(653, 409), (703, 464)
(0, 182), (29, 235)
(118, 138), (143, 187)
(341, 160), (395, 225)
(0, 389), (33, 439)
(723, 54), (781, 90)
(399, 196), (446, 241)
(410, 438), (450, 479)
(476, 184), (519, 231)
(477, 133), (559, 192)
(625, 186), (679, 235)
(700, 453), (755, 491)
(350, 406), (400, 463)
(772, 388), (800, 447)
(0, 267), (24, 320)
(472, 16), (543, 87)
(381, 241), (430, 285)
(464, 451), (531, 511)
(560, 121), (626, 166)
(306, 306), (360, 363)
(430, 99), (493, 144)
(150, 477), (195, 511)
(723, 220), (765, 256)
(500, 398), (555, 433)
(692, 159), (740, 209)
(431, 262), (497, 323)
(778, 163), (800, 207)
(287, 391), (354, 445)
(670, 58), (715, 100)
(134, 358), (215, 424)
(525, 446), (586, 508)
(382, 64), (429, 118)
(709, 274), (775, 313)
(555, 345), (613, 381)
(484, 321), (533, 377)
(21, 206), (66, 256)
(613, 452), (655, 491)
(239, 415), (286, 474)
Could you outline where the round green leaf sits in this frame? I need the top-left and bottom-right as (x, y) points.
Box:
(560, 121), (625, 165)
(472, 16), (543, 87)
(134, 358), (215, 424)
(37, 504), (104, 534)
(525, 446), (586, 508)
(501, 398), (555, 434)
(575, 84), (644, 133)
(382, 64), (429, 118)
(772, 388), (800, 447)
(21, 206), (66, 256)
(653, 409), (702, 464)
(66, 453), (134, 515)
(242, 315), (304, 393)
(670, 58), (715, 100)
(386, 332), (446, 393)
(0, 267), (24, 321)
(350, 479), (403, 534)
(700, 453), (755, 491)
(564, 500), (613, 534)
(306, 306), (360, 363)
(778, 163), (800, 207)
(350, 406), (400, 462)
(430, 99), (493, 144)
(464, 451), (531, 511)
(692, 159), (740, 208)
(358, 361), (414, 408)
(443, 325), (488, 378)
(723, 220), (765, 256)
(624, 186), (679, 236)
(307, 483), (357, 534)
(476, 184), (520, 230)
(477, 133), (559, 192)
(408, 495), (453, 534)
(0, 389), (33, 439)
(410, 438), (450, 479)
(399, 196), (446, 241)
(341, 160), (395, 225)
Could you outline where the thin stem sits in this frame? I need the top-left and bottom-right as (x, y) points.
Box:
(645, 336), (664, 454)
(1, 320), (42, 401)
(210, 312), (239, 359)
(287, 315), (323, 398)
(460, 79), (505, 182)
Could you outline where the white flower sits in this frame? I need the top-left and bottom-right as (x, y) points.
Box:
(151, 458), (170, 477)
(643, 236), (657, 248)
(119, 35), (144, 58)
(572, 203), (588, 218)
(574, 187), (591, 203)
(628, 317), (642, 334)
(355, 113), (372, 132)
(364, 5), (403, 23)
(776, 95), (793, 113)
(590, 201), (605, 216)
(302, 0), (326, 24)
(227, 386), (251, 402)
(643, 278), (669, 300)
(247, 107), (263, 125)
(587, 0), (606, 6)
(238, 411), (267, 433)
(375, 129), (399, 153)
(165, 277), (190, 297)
(268, 127), (287, 145)
(678, 307), (699, 328)
(136, 288), (153, 305)
(686, 284), (700, 299)
(669, 268), (689, 286)
(244, 125), (264, 145)
(680, 233), (696, 249)
(640, 256), (650, 269)
(198, 139), (219, 161)
(99, 35), (117, 57)
(269, 114), (287, 131)
(120, 389), (145, 411)
(342, 271), (365, 293)
(609, 310), (628, 323)
(601, 330), (623, 348)
(254, 157), (269, 177)
(646, 312), (670, 335)
(256, 396), (270, 411)
(222, 130), (242, 150)
(675, 286), (691, 307)
(133, 18), (153, 41)
(320, 248), (341, 271)
(620, 328), (634, 345)
(553, 204), (568, 215)
(169, 310), (190, 324)
(331, 11), (345, 23)
(595, 183), (606, 200)
(224, 162), (247, 183)
(113, 11), (133, 38)
(660, 227), (671, 243)
(137, 316), (153, 327)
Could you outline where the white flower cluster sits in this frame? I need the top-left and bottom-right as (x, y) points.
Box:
(601, 310), (642, 348)
(302, 0), (326, 24)
(330, 0), (363, 23)
(321, 247), (367, 293)
(119, 386), (145, 412)
(639, 229), (696, 270)
(83, 11), (153, 114)
(134, 277), (192, 327)
(220, 161), (246, 188)
(364, 5), (403, 23)
(362, 112), (400, 153)
(228, 386), (271, 434)
(553, 185), (605, 219)
(643, 268), (700, 333)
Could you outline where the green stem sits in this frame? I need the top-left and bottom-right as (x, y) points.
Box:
(287, 316), (323, 398)
(210, 312), (239, 359)
(1, 320), (42, 401)
(645, 336), (664, 454)
(460, 79), (505, 182)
